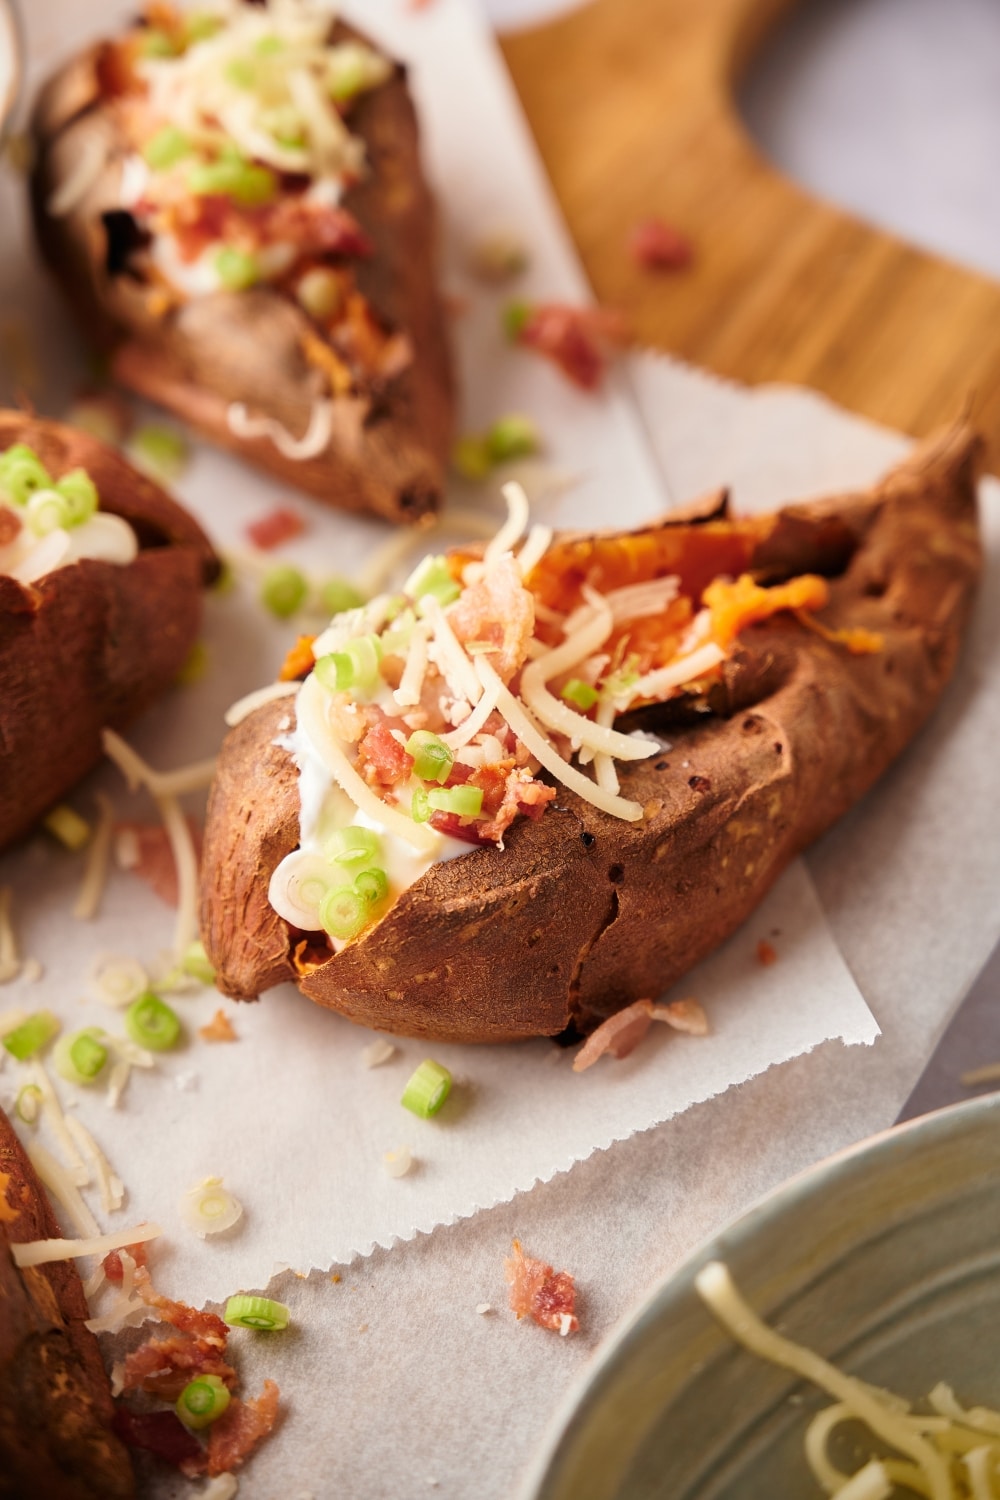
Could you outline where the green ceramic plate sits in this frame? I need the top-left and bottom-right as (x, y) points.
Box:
(522, 1092), (1000, 1499)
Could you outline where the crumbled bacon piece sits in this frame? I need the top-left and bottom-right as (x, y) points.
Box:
(246, 506), (306, 551)
(358, 721), (414, 788)
(514, 303), (629, 391)
(628, 217), (693, 271)
(476, 767), (556, 845)
(0, 507), (22, 547)
(103, 1241), (149, 1282)
(200, 1008), (238, 1043)
(200, 1380), (281, 1478)
(573, 996), (709, 1071)
(279, 634), (317, 682)
(449, 554), (535, 681)
(124, 1335), (237, 1401)
(116, 818), (202, 908)
(655, 997), (709, 1035)
(113, 1406), (205, 1469)
(756, 938), (778, 966)
(265, 199), (372, 260)
(137, 1283), (229, 1347)
(504, 1240), (579, 1335)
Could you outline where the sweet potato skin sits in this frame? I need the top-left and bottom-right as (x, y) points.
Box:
(0, 413), (217, 850)
(0, 1108), (135, 1499)
(199, 424), (982, 1042)
(29, 24), (454, 525)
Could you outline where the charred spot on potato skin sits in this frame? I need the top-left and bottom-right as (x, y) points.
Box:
(742, 716), (763, 734)
(688, 775), (712, 794)
(774, 742), (783, 755)
(655, 760), (669, 771)
(607, 863), (625, 885)
(580, 830), (596, 849)
(102, 209), (149, 277)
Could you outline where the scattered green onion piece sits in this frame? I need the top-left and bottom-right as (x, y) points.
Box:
(318, 887), (369, 942)
(451, 434), (492, 482)
(315, 652), (351, 693)
(54, 468), (99, 526)
(3, 1011), (60, 1061)
(224, 1294), (290, 1331)
(14, 1084), (42, 1125)
(125, 992), (182, 1052)
(320, 576), (365, 617)
(131, 424), (188, 483)
(212, 559), (236, 595)
(176, 640), (209, 686)
(225, 57), (257, 89)
(502, 299), (533, 341)
(43, 803), (91, 851)
(215, 246), (260, 292)
(327, 56), (368, 104)
(325, 826), (381, 867)
(405, 730), (454, 785)
(315, 635), (382, 694)
(410, 788), (431, 823)
(428, 785), (483, 819)
(184, 12), (223, 45)
(65, 399), (125, 447)
(0, 444), (50, 506)
(176, 1375), (231, 1431)
(143, 126), (191, 171)
(401, 1059), (452, 1119)
(261, 564), (308, 619)
(297, 267), (343, 321)
(380, 606), (416, 656)
(25, 488), (72, 536)
(54, 1027), (109, 1087)
(405, 554), (461, 609)
(182, 940), (216, 986)
(560, 678), (599, 711)
(354, 867), (389, 905)
(139, 28), (178, 59)
(189, 157), (277, 207)
(486, 413), (539, 464)
(255, 33), (285, 55)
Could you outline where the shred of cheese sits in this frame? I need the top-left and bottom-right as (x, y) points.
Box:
(394, 620), (430, 707)
(0, 885), (19, 983)
(615, 641), (726, 708)
(483, 481), (530, 568)
(64, 1115), (124, 1215)
(73, 791), (115, 921)
(227, 399), (334, 461)
(442, 669), (502, 750)
(225, 681), (299, 728)
(30, 1062), (89, 1186)
(11, 1220), (163, 1268)
(516, 523), (553, 578)
(26, 1141), (100, 1239)
(421, 597), (483, 707)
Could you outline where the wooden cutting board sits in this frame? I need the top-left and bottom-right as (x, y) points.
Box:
(501, 0), (1000, 464)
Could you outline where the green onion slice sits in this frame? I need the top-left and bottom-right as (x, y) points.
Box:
(261, 564), (308, 619)
(428, 785), (483, 819)
(215, 246), (260, 292)
(143, 126), (192, 171)
(176, 1375), (231, 1430)
(314, 634), (382, 695)
(131, 424), (188, 483)
(54, 468), (99, 527)
(320, 576), (365, 617)
(224, 1294), (290, 1331)
(125, 992), (182, 1052)
(451, 434), (493, 481)
(486, 413), (539, 464)
(3, 1011), (60, 1061)
(14, 1084), (42, 1125)
(401, 1059), (452, 1118)
(54, 1028), (109, 1086)
(354, 867), (389, 905)
(0, 445), (50, 506)
(318, 887), (369, 942)
(502, 299), (533, 341)
(182, 940), (216, 986)
(405, 730), (454, 784)
(189, 157), (277, 206)
(560, 678), (599, 711)
(42, 803), (91, 851)
(325, 826), (381, 867)
(404, 554), (461, 610)
(25, 488), (72, 536)
(410, 788), (431, 824)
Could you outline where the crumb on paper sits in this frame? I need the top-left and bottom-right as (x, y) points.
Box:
(358, 1322), (369, 1333)
(476, 1303), (493, 1316)
(756, 938), (778, 966)
(330, 1274), (342, 1284)
(362, 1037), (396, 1068)
(200, 1009), (238, 1043)
(468, 229), (528, 283)
(175, 1071), (200, 1093)
(383, 1145), (413, 1178)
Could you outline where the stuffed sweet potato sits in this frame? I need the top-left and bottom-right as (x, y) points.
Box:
(0, 411), (217, 850)
(29, 2), (453, 524)
(199, 422), (982, 1043)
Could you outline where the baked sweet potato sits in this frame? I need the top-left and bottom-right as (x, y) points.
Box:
(29, 4), (453, 524)
(199, 422), (982, 1042)
(0, 411), (217, 850)
(0, 1106), (134, 1499)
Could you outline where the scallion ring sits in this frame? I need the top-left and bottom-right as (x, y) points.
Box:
(54, 468), (99, 527)
(182, 940), (216, 985)
(405, 730), (454, 785)
(401, 1059), (452, 1119)
(560, 678), (599, 711)
(25, 487), (72, 536)
(318, 887), (369, 942)
(180, 1176), (243, 1238)
(404, 554), (461, 610)
(2, 1011), (60, 1061)
(14, 1084), (42, 1125)
(0, 444), (50, 506)
(411, 788), (431, 824)
(176, 1375), (231, 1430)
(142, 126), (191, 171)
(325, 826), (381, 867)
(354, 867), (389, 905)
(215, 246), (260, 292)
(125, 992), (182, 1052)
(224, 1294), (290, 1331)
(428, 785), (484, 819)
(261, 564), (307, 619)
(54, 1027), (109, 1086)
(319, 575), (365, 617)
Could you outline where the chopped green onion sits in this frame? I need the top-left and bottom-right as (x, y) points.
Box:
(225, 57), (257, 89)
(55, 468), (99, 526)
(325, 826), (381, 867)
(176, 1375), (231, 1430)
(25, 488), (71, 536)
(315, 635), (382, 695)
(14, 1084), (42, 1125)
(401, 1059), (452, 1118)
(261, 106), (306, 149)
(560, 678), (599, 711)
(42, 803), (91, 851)
(354, 867), (389, 904)
(184, 12), (222, 45)
(224, 1294), (290, 1331)
(189, 157), (277, 207)
(428, 785), (483, 819)
(405, 730), (454, 785)
(380, 605), (416, 656)
(451, 434), (492, 481)
(182, 940), (216, 986)
(318, 887), (369, 942)
(143, 126), (191, 171)
(410, 787), (431, 823)
(255, 33), (285, 56)
(486, 413), (539, 464)
(297, 267), (343, 321)
(139, 27), (178, 59)
(502, 299), (533, 341)
(404, 554), (461, 609)
(212, 559), (236, 595)
(54, 1027), (109, 1086)
(3, 1011), (60, 1061)
(327, 56), (368, 104)
(320, 576), (365, 617)
(125, 992), (181, 1052)
(175, 640), (209, 686)
(0, 444), (50, 506)
(215, 246), (260, 292)
(261, 564), (308, 619)
(131, 424), (188, 483)
(180, 1176), (243, 1237)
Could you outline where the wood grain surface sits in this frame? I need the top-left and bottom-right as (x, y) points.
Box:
(500, 0), (1000, 464)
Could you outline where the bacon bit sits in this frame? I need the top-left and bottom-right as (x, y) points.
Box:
(123, 1335), (237, 1400)
(267, 199), (372, 260)
(0, 508), (22, 547)
(476, 767), (556, 845)
(137, 1283), (229, 1348)
(116, 819), (202, 908)
(573, 996), (710, 1070)
(201, 1380), (281, 1478)
(358, 721), (414, 788)
(279, 634), (317, 683)
(113, 1406), (205, 1469)
(513, 303), (629, 392)
(649, 997), (709, 1035)
(246, 506), (306, 551)
(628, 217), (694, 272)
(200, 1009), (237, 1043)
(449, 554), (536, 682)
(504, 1240), (579, 1335)
(757, 938), (778, 966)
(103, 1241), (149, 1282)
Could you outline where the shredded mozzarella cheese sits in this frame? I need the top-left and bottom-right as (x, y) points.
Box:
(27, 1141), (100, 1239)
(422, 597), (483, 707)
(0, 885), (18, 982)
(64, 1115), (124, 1215)
(394, 620), (430, 707)
(73, 791), (115, 921)
(225, 680), (299, 728)
(11, 1221), (163, 1268)
(227, 399), (334, 461)
(483, 481), (530, 568)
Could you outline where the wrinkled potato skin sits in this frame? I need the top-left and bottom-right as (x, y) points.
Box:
(200, 424), (982, 1043)
(29, 23), (454, 524)
(0, 1108), (135, 1499)
(0, 413), (217, 850)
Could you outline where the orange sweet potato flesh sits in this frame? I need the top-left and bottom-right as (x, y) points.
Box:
(0, 1107), (135, 1499)
(28, 21), (454, 525)
(199, 423), (982, 1042)
(0, 412), (218, 850)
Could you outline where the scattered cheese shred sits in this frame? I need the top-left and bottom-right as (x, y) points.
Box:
(393, 620), (430, 707)
(26, 1141), (100, 1239)
(30, 1061), (89, 1185)
(73, 790), (115, 921)
(483, 480), (530, 567)
(0, 885), (19, 983)
(228, 399), (334, 461)
(64, 1115), (124, 1215)
(11, 1221), (163, 1268)
(225, 681), (299, 728)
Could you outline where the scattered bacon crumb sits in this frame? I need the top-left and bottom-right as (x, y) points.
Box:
(200, 1380), (281, 1478)
(115, 818), (202, 907)
(358, 721), (414, 788)
(573, 996), (709, 1071)
(136, 1282), (229, 1348)
(652, 997), (709, 1035)
(514, 303), (629, 392)
(628, 217), (693, 271)
(504, 1240), (579, 1335)
(279, 634), (317, 682)
(246, 506), (306, 551)
(113, 1407), (205, 1469)
(103, 1241), (149, 1282)
(200, 1008), (238, 1043)
(123, 1335), (237, 1401)
(757, 938), (778, 966)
